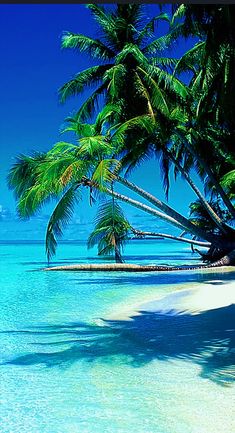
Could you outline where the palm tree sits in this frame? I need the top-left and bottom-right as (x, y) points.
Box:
(8, 113), (233, 262)
(59, 3), (185, 125)
(173, 4), (235, 127)
(87, 198), (130, 263)
(106, 5), (235, 244)
(8, 4), (235, 266)
(171, 4), (235, 217)
(111, 110), (234, 237)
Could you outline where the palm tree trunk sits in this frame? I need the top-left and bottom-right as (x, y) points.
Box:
(165, 149), (228, 235)
(115, 174), (215, 240)
(114, 245), (123, 263)
(130, 228), (211, 247)
(103, 185), (218, 244)
(183, 137), (235, 218)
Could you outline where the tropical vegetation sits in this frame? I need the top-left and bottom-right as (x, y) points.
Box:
(8, 4), (235, 266)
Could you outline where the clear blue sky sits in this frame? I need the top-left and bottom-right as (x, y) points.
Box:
(0, 4), (200, 240)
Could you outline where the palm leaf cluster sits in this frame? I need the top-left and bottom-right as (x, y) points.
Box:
(59, 3), (186, 124)
(88, 199), (130, 263)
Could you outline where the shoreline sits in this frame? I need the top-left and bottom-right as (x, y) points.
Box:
(106, 268), (235, 321)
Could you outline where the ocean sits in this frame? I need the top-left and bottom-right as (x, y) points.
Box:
(0, 240), (235, 433)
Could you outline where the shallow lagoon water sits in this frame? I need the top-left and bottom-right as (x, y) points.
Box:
(0, 240), (235, 433)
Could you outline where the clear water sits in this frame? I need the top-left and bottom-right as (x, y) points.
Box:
(0, 241), (235, 433)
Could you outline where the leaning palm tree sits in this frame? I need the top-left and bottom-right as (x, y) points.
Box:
(8, 112), (235, 264)
(8, 4), (235, 266)
(59, 6), (231, 237)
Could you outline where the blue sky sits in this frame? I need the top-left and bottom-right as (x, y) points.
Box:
(0, 4), (199, 240)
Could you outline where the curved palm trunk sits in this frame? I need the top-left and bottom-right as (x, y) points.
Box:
(102, 186), (219, 244)
(184, 138), (235, 218)
(166, 149), (229, 234)
(131, 228), (211, 247)
(115, 174), (216, 242)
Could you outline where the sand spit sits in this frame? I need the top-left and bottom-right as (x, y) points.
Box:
(44, 263), (234, 272)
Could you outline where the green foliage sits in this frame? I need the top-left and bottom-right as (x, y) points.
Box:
(87, 199), (130, 262)
(189, 199), (232, 234)
(91, 159), (121, 191)
(8, 4), (235, 262)
(59, 3), (180, 124)
(46, 185), (81, 262)
(221, 170), (235, 199)
(8, 152), (46, 199)
(59, 65), (112, 103)
(61, 32), (114, 60)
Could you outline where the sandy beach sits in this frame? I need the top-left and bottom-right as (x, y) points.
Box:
(107, 268), (235, 321)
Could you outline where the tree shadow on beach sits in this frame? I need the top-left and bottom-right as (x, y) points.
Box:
(1, 303), (235, 386)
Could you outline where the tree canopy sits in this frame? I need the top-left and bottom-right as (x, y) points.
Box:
(8, 4), (235, 265)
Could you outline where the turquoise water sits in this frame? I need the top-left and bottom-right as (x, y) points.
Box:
(0, 240), (235, 433)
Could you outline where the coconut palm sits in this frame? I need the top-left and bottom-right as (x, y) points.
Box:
(171, 4), (235, 216)
(173, 4), (235, 127)
(8, 4), (235, 265)
(59, 3), (186, 125)
(87, 198), (130, 263)
(110, 108), (234, 237)
(8, 111), (232, 263)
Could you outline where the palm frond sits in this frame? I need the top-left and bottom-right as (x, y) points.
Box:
(7, 152), (46, 199)
(171, 4), (186, 27)
(143, 31), (175, 55)
(221, 170), (235, 196)
(46, 142), (78, 156)
(58, 65), (111, 103)
(46, 185), (81, 262)
(115, 43), (149, 67)
(62, 120), (95, 138)
(73, 83), (107, 122)
(111, 114), (155, 152)
(134, 71), (155, 118)
(148, 64), (189, 99)
(79, 135), (112, 158)
(61, 31), (115, 60)
(151, 56), (178, 71)
(17, 183), (54, 219)
(103, 64), (127, 100)
(121, 140), (154, 177)
(174, 42), (205, 76)
(94, 103), (122, 133)
(87, 199), (130, 262)
(137, 13), (170, 45)
(137, 67), (170, 116)
(91, 159), (121, 191)
(86, 4), (118, 45)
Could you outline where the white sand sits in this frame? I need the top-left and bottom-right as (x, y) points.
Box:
(140, 280), (235, 315)
(108, 271), (235, 321)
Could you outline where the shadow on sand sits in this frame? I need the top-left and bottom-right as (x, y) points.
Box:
(1, 303), (235, 386)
